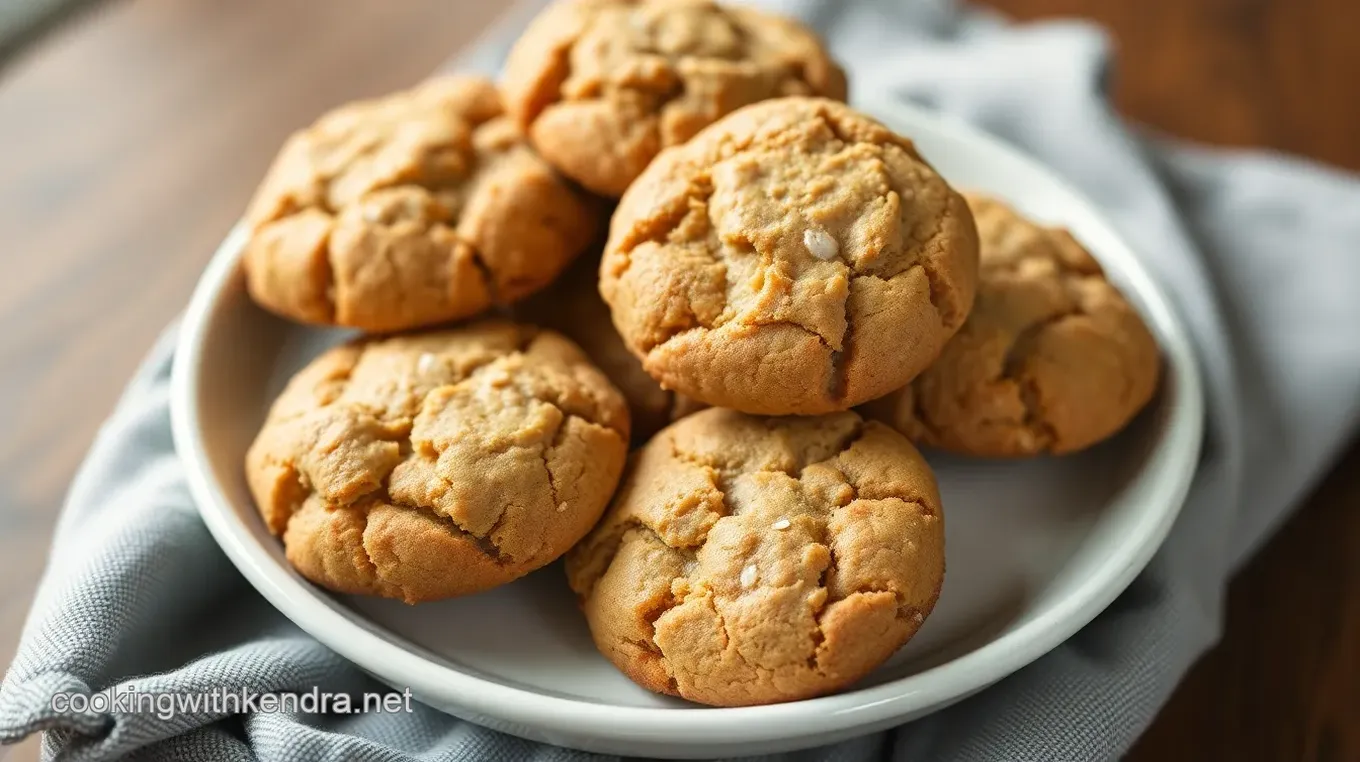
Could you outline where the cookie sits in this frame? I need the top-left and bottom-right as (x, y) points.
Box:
(566, 408), (944, 706)
(501, 0), (847, 197)
(243, 76), (598, 333)
(516, 250), (705, 443)
(862, 194), (1161, 456)
(245, 320), (630, 603)
(600, 97), (979, 416)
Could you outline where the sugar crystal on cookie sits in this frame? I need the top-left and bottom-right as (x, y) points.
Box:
(803, 228), (839, 260)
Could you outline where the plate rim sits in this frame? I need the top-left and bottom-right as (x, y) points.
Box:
(170, 97), (1205, 752)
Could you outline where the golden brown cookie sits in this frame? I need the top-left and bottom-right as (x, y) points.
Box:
(515, 249), (706, 443)
(600, 97), (979, 416)
(862, 194), (1161, 456)
(245, 320), (630, 603)
(501, 0), (847, 197)
(243, 76), (598, 333)
(566, 408), (944, 706)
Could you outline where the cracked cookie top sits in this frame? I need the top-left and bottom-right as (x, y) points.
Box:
(565, 408), (944, 706)
(862, 194), (1161, 456)
(245, 320), (630, 603)
(501, 0), (847, 197)
(600, 97), (979, 416)
(242, 76), (599, 334)
(515, 249), (707, 444)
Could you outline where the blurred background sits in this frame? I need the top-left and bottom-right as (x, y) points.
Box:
(0, 1), (1356, 761)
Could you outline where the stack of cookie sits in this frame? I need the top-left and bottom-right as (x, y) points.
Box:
(239, 0), (1160, 708)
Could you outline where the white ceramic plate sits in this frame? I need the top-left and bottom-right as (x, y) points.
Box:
(171, 98), (1203, 759)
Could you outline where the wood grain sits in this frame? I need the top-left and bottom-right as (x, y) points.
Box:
(0, 1), (1356, 760)
(993, 0), (1360, 172)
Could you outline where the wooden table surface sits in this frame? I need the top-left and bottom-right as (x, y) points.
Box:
(0, 1), (1355, 760)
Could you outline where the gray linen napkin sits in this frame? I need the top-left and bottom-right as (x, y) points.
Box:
(0, 0), (104, 67)
(4, 1), (1360, 760)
